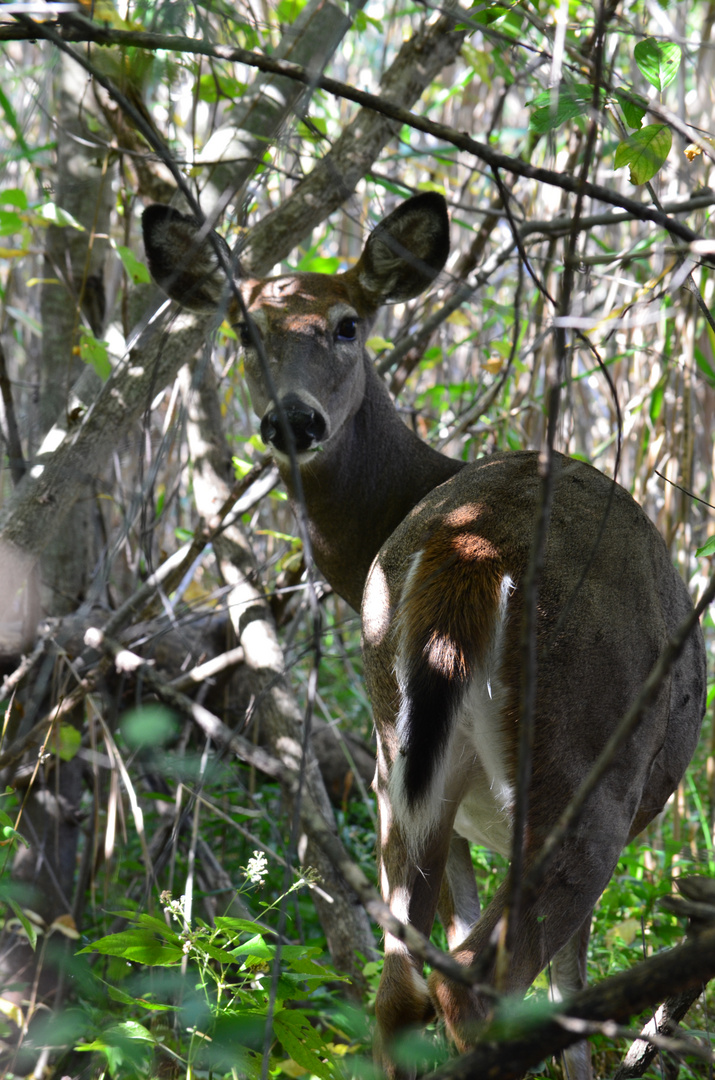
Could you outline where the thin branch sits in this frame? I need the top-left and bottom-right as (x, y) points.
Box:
(8, 17), (703, 246)
(0, 342), (25, 484)
(424, 925), (715, 1080)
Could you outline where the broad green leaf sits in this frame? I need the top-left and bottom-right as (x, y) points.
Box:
(120, 705), (179, 749)
(0, 189), (28, 209)
(697, 536), (715, 558)
(274, 1012), (335, 1080)
(79, 928), (183, 966)
(634, 39), (681, 92)
(52, 722), (82, 761)
(232, 932), (273, 958)
(114, 244), (151, 285)
(295, 254), (339, 273)
(106, 982), (175, 1011)
(530, 85), (595, 133)
(614, 124), (672, 185)
(214, 916), (265, 934)
(197, 71), (247, 103)
(201, 941), (239, 964)
(0, 209), (25, 236)
(275, 0), (306, 24)
(468, 3), (509, 27)
(353, 9), (382, 32)
(614, 89), (648, 130)
(366, 336), (394, 352)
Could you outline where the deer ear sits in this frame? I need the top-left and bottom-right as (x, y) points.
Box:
(350, 192), (449, 307)
(141, 205), (233, 310)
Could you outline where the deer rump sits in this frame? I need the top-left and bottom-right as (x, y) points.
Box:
(366, 449), (705, 1066)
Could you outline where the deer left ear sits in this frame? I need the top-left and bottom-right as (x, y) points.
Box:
(142, 205), (232, 310)
(350, 192), (450, 307)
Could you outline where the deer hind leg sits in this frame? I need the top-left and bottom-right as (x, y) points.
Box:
(428, 820), (629, 1058)
(373, 742), (462, 1074)
(438, 834), (481, 949)
(550, 914), (592, 1080)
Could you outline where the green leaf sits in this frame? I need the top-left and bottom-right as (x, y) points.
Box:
(649, 375), (666, 423)
(614, 89), (648, 130)
(115, 244), (151, 285)
(232, 933), (273, 958)
(353, 9), (382, 31)
(614, 124), (672, 185)
(53, 722), (82, 761)
(0, 189), (28, 209)
(0, 209), (25, 237)
(196, 71), (247, 103)
(105, 982), (175, 1011)
(120, 705), (179, 749)
(78, 329), (111, 380)
(694, 345), (715, 386)
(273, 1011), (335, 1080)
(295, 254), (339, 274)
(214, 916), (265, 935)
(697, 536), (715, 558)
(297, 117), (328, 144)
(529, 85), (595, 133)
(366, 336), (394, 352)
(79, 928), (183, 966)
(275, 0), (306, 25)
(7, 897), (37, 950)
(634, 39), (681, 92)
(468, 3), (509, 27)
(35, 203), (85, 229)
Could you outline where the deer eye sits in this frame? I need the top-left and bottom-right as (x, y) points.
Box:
(336, 316), (358, 341)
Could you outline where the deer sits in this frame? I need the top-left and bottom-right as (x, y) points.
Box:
(142, 193), (707, 1078)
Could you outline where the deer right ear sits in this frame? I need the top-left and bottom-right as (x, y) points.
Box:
(141, 205), (232, 311)
(351, 192), (450, 307)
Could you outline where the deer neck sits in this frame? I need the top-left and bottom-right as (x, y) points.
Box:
(276, 359), (464, 611)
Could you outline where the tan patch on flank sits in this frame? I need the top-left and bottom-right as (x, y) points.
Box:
(400, 512), (504, 683)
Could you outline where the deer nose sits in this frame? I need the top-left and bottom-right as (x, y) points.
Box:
(260, 397), (327, 454)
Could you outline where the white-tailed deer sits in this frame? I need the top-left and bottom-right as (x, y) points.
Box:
(142, 194), (707, 1077)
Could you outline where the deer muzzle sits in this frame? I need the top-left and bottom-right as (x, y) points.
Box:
(260, 395), (327, 455)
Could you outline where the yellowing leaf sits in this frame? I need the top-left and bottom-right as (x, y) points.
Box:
(0, 996), (24, 1027)
(605, 917), (641, 947)
(50, 913), (80, 939)
(482, 354), (504, 374)
(366, 336), (394, 352)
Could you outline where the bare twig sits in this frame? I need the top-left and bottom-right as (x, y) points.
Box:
(6, 19), (702, 246)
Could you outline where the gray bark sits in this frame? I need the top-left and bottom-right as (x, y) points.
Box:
(199, 0), (365, 210)
(244, 5), (466, 275)
(39, 54), (114, 616)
